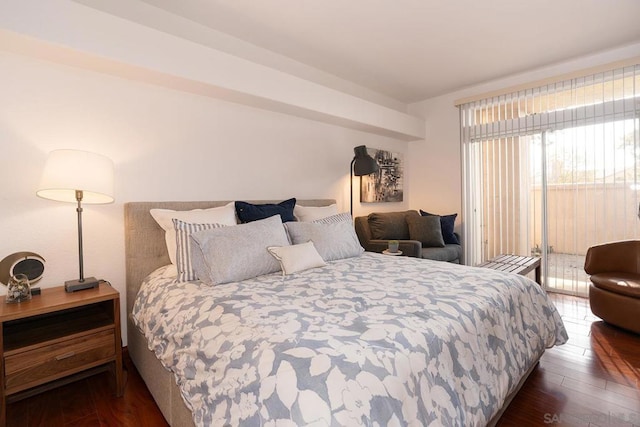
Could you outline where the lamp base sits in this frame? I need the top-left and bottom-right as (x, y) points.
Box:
(65, 277), (99, 293)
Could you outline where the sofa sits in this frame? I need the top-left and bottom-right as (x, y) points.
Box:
(584, 240), (640, 334)
(354, 210), (462, 263)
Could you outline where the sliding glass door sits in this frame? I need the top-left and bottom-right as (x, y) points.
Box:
(460, 65), (640, 296)
(535, 121), (639, 295)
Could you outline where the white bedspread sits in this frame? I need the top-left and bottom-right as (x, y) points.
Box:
(133, 252), (567, 426)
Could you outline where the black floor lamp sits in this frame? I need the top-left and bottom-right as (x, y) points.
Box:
(350, 145), (379, 216)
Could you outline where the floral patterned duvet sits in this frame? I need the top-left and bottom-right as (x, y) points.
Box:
(133, 252), (567, 426)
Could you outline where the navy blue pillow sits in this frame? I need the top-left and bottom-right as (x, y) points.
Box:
(235, 198), (297, 223)
(420, 210), (459, 245)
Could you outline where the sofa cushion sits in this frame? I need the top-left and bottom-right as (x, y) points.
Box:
(590, 272), (640, 298)
(406, 215), (444, 247)
(367, 210), (419, 240)
(421, 244), (462, 263)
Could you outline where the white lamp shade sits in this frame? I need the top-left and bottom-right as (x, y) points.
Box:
(36, 149), (114, 204)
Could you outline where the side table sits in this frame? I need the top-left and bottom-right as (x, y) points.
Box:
(0, 282), (123, 426)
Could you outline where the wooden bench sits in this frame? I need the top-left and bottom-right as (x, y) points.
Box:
(477, 254), (541, 285)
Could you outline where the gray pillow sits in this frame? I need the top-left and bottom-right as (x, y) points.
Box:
(367, 210), (420, 240)
(406, 215), (445, 247)
(190, 215), (290, 285)
(285, 216), (364, 261)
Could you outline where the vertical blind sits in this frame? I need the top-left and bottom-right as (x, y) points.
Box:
(460, 64), (640, 295)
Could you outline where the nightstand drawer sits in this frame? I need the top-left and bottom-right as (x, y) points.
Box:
(4, 329), (115, 393)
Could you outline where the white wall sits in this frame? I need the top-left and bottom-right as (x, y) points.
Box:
(407, 43), (640, 247)
(0, 51), (408, 343)
(406, 98), (461, 216)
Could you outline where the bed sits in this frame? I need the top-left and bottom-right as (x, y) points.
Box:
(125, 200), (567, 426)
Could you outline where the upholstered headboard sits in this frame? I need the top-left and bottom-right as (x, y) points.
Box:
(124, 199), (336, 317)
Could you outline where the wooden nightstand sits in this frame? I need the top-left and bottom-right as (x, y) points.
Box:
(0, 282), (123, 426)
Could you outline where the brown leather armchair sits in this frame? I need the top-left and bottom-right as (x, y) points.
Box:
(584, 240), (640, 334)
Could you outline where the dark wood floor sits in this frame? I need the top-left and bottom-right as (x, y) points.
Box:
(6, 352), (168, 427)
(7, 293), (640, 426)
(498, 293), (640, 427)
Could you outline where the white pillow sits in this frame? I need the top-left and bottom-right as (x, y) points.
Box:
(294, 204), (338, 222)
(172, 219), (225, 282)
(150, 202), (237, 265)
(190, 215), (290, 285)
(284, 213), (364, 261)
(268, 242), (326, 275)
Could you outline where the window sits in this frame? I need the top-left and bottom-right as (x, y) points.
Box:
(460, 65), (640, 295)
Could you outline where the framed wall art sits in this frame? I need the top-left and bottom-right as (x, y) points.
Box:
(360, 148), (403, 203)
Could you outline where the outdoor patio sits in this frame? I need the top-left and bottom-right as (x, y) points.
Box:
(545, 252), (590, 296)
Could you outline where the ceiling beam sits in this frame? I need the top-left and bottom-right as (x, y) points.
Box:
(0, 0), (425, 141)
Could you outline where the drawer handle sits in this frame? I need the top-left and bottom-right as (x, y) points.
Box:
(55, 352), (76, 361)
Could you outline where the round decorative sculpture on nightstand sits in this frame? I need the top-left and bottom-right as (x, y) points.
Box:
(0, 252), (45, 286)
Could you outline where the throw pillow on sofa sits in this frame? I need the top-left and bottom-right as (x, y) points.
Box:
(406, 215), (445, 247)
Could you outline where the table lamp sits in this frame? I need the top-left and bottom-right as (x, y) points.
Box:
(36, 149), (114, 292)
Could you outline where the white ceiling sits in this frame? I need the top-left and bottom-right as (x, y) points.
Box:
(136, 0), (640, 103)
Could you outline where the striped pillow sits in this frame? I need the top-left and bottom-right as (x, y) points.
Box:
(172, 219), (225, 282)
(312, 212), (352, 225)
